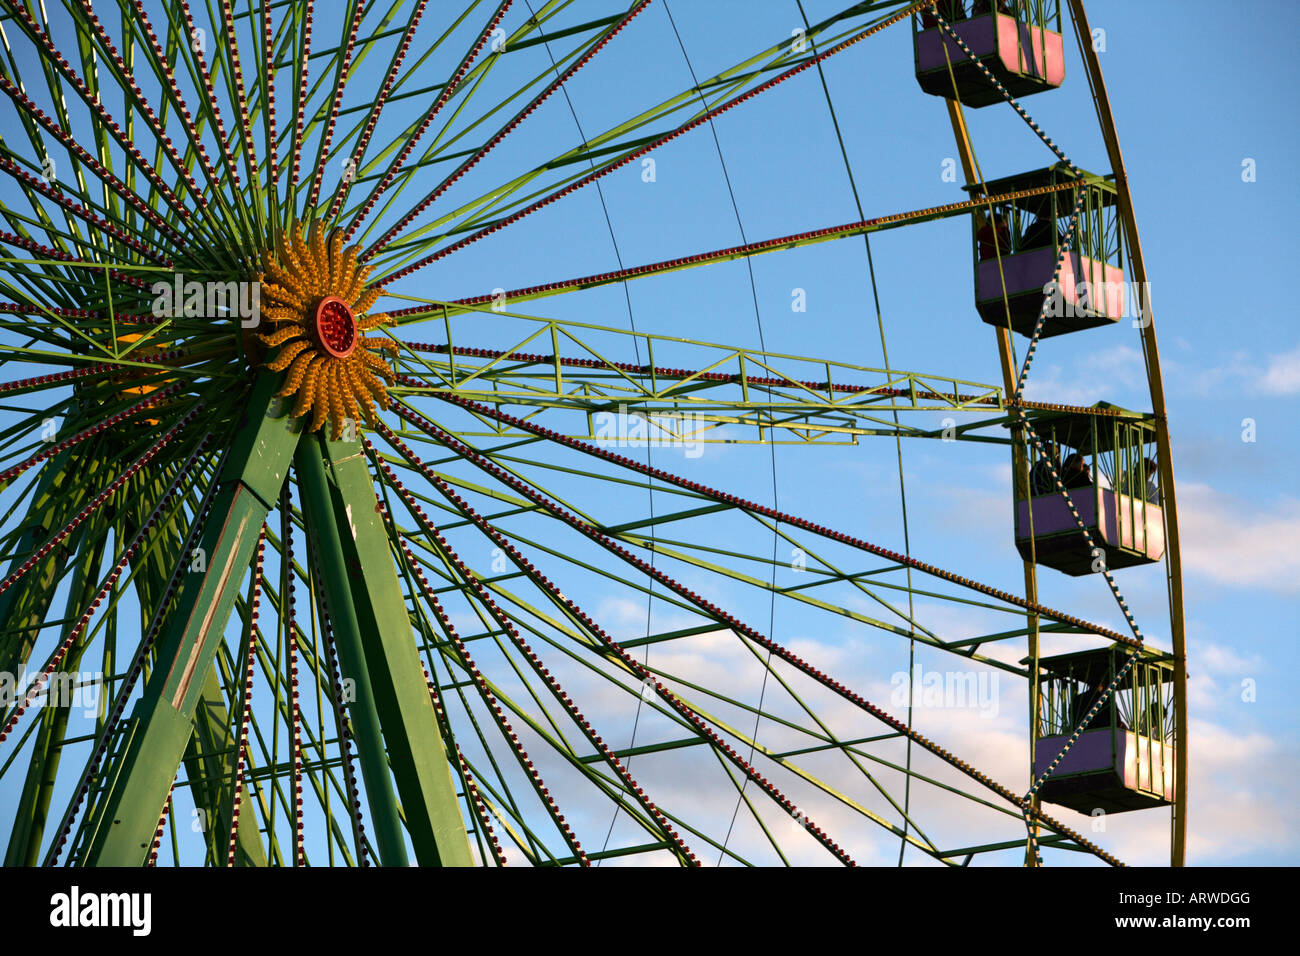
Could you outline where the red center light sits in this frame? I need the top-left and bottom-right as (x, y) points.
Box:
(313, 295), (357, 359)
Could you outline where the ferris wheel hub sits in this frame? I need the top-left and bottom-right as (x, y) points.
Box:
(313, 295), (358, 359)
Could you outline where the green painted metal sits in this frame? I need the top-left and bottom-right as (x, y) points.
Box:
(80, 374), (300, 865)
(294, 433), (410, 866)
(0, 450), (100, 679)
(185, 664), (270, 867)
(0, 0), (1185, 869)
(367, 3), (911, 270)
(297, 431), (472, 866)
(3, 523), (107, 865)
(384, 306), (1007, 447)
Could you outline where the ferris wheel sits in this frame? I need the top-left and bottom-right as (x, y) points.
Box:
(0, 0), (1187, 867)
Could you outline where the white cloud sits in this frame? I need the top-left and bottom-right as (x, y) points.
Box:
(1169, 342), (1300, 397)
(1020, 361), (1112, 408)
(1182, 720), (1295, 863)
(1185, 639), (1264, 714)
(1259, 343), (1300, 395)
(1020, 343), (1148, 408)
(1177, 482), (1300, 593)
(1196, 641), (1263, 677)
(438, 503), (1296, 866)
(1081, 343), (1148, 389)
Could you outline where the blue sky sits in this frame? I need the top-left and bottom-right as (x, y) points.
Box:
(426, 0), (1299, 864)
(1, 0), (1295, 865)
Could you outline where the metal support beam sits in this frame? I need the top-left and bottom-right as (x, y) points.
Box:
(295, 437), (410, 866)
(185, 665), (270, 866)
(0, 451), (99, 678)
(3, 526), (107, 865)
(296, 431), (472, 867)
(80, 374), (300, 865)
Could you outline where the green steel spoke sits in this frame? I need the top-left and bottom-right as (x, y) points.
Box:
(0, 0), (1167, 868)
(364, 4), (901, 270)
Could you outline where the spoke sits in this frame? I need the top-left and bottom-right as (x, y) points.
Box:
(0, 0), (1177, 867)
(306, 0), (370, 212)
(324, 0), (432, 222)
(357, 0), (649, 254)
(378, 2), (928, 281)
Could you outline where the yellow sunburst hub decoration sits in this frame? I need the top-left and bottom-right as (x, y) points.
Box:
(258, 222), (398, 440)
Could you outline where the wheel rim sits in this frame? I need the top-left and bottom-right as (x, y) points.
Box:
(0, 0), (1184, 867)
